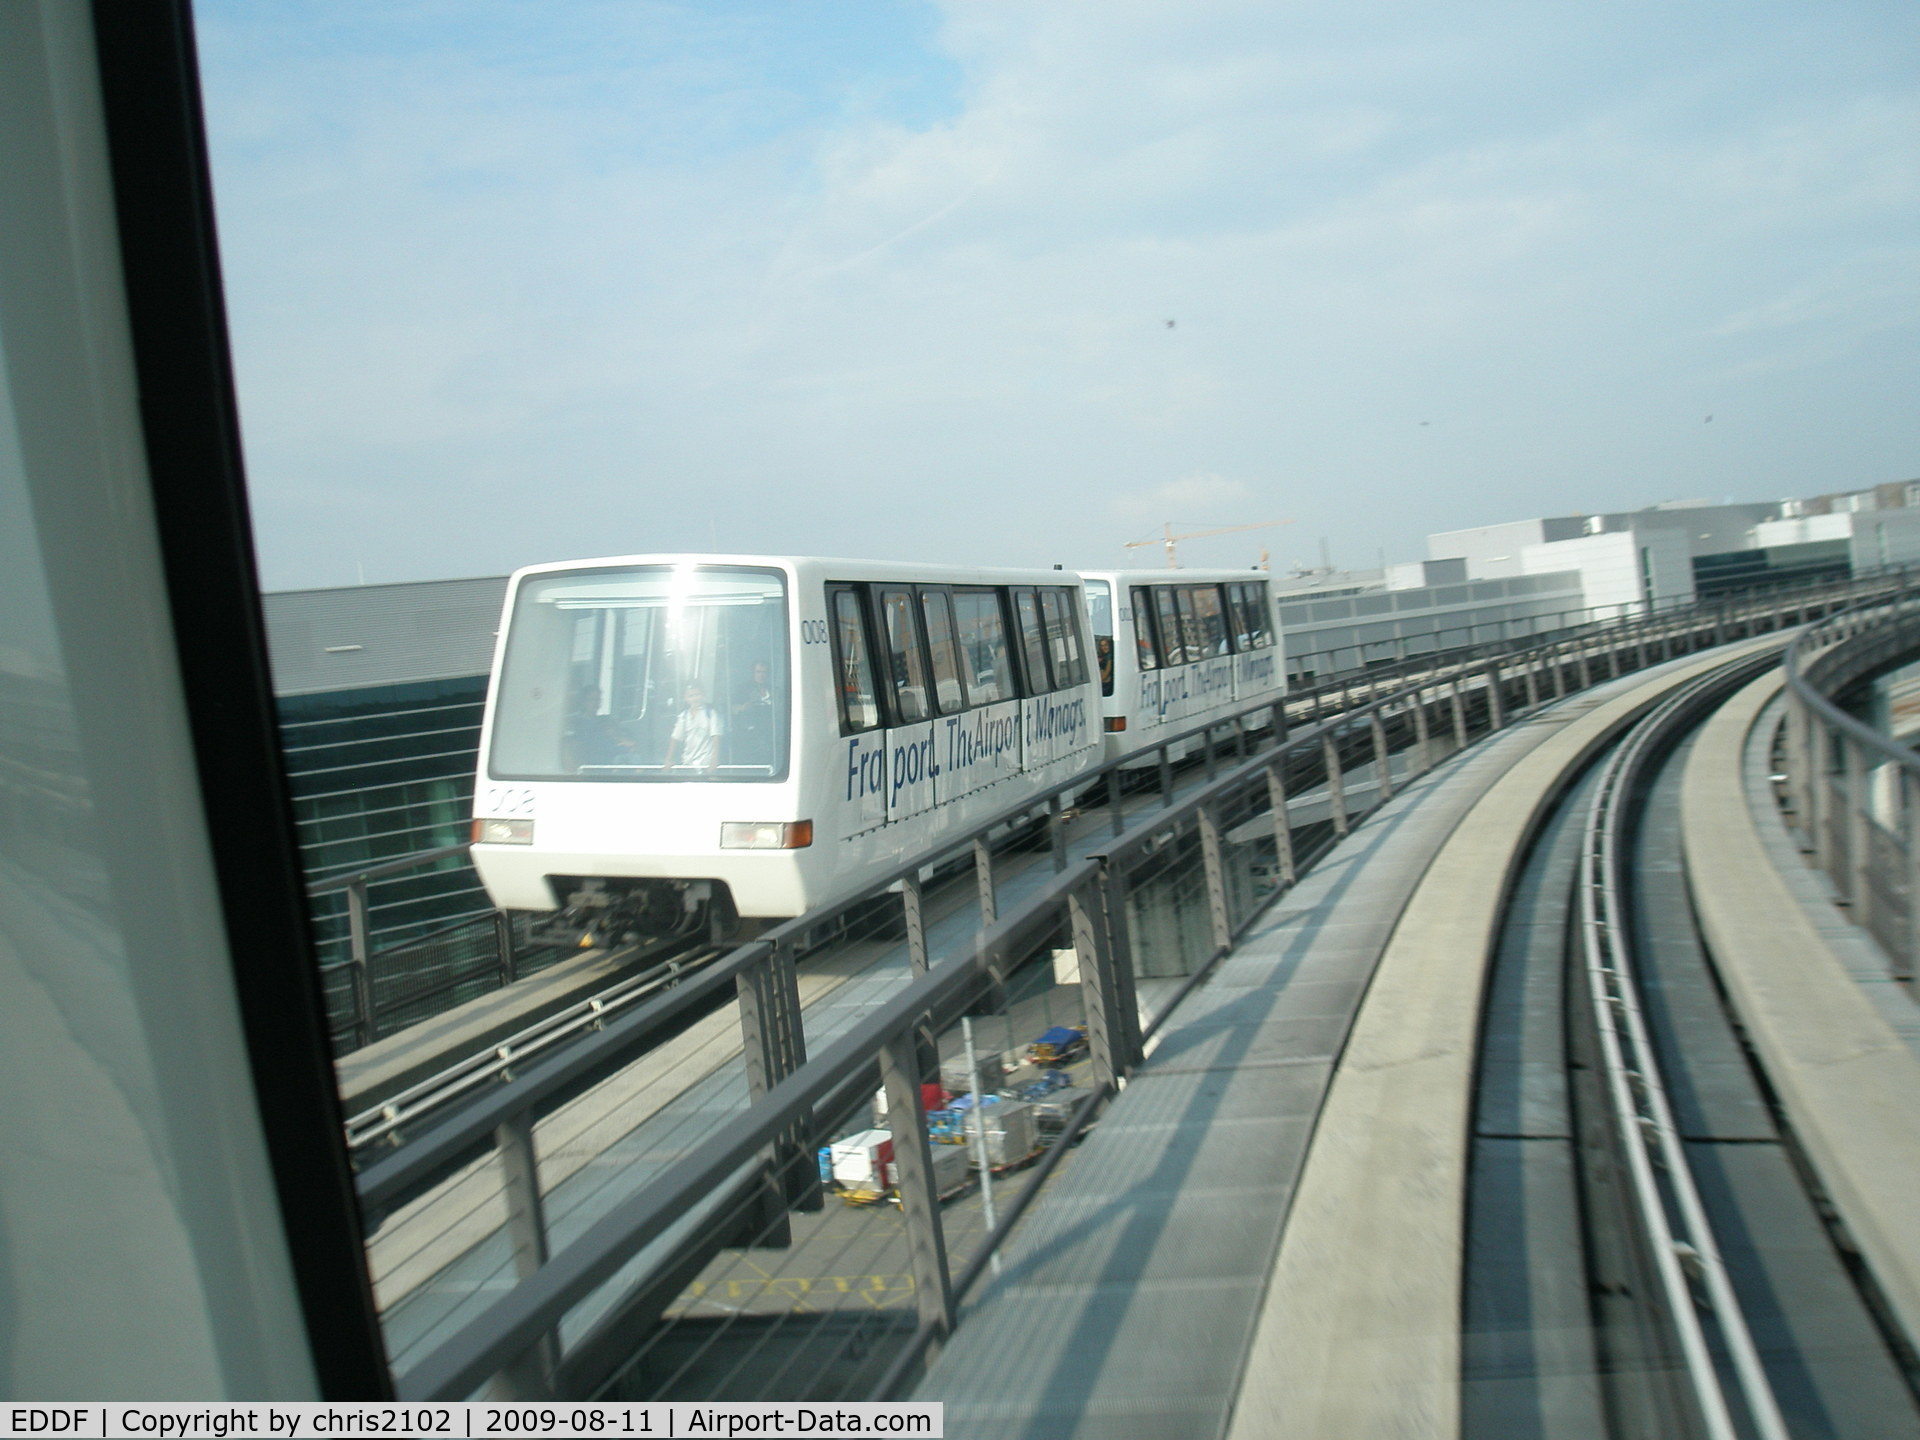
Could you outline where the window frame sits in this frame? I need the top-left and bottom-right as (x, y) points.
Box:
(951, 585), (1016, 706)
(877, 585), (934, 726)
(828, 583), (883, 735)
(918, 586), (970, 716)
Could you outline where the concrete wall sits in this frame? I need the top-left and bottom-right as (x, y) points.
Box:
(1515, 528), (1694, 618)
(1426, 517), (1585, 577)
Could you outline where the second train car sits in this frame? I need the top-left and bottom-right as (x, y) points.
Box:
(1080, 569), (1287, 765)
(470, 555), (1103, 940)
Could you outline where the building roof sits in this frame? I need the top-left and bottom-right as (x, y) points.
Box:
(261, 576), (508, 697)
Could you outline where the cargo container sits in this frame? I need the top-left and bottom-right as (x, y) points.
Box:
(829, 1129), (894, 1189)
(941, 1050), (1003, 1099)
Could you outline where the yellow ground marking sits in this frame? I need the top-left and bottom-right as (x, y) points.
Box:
(674, 1273), (917, 1312)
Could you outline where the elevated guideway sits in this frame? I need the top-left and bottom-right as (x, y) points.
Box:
(915, 651), (1738, 1435)
(920, 593), (1920, 1438)
(334, 572), (1920, 1409)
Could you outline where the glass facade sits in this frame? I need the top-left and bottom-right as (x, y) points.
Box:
(278, 677), (490, 1017)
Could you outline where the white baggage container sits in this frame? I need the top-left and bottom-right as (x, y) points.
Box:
(830, 1129), (894, 1189)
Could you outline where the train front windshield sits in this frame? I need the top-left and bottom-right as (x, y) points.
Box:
(489, 565), (790, 782)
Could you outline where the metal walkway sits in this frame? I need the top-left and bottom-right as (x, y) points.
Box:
(912, 682), (1599, 1435)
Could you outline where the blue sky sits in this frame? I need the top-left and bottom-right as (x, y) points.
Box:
(195, 0), (1920, 588)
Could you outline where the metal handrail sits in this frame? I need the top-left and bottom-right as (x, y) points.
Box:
(1784, 590), (1920, 778)
(308, 840), (473, 894)
(1778, 585), (1920, 975)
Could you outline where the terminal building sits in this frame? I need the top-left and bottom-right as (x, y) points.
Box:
(262, 577), (506, 994)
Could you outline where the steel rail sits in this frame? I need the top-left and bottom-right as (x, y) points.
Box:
(344, 938), (718, 1152)
(1578, 657), (1790, 1440)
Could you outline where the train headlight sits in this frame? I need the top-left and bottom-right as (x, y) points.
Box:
(720, 820), (814, 850)
(473, 818), (534, 845)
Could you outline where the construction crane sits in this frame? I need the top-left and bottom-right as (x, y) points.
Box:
(1124, 519), (1294, 569)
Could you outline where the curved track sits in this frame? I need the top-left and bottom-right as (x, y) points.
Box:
(1231, 643), (1920, 1439)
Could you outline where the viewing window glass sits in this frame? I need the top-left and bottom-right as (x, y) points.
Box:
(1039, 587), (1088, 688)
(920, 589), (968, 715)
(1130, 586), (1160, 671)
(952, 588), (1013, 705)
(1013, 587), (1052, 693)
(1189, 585), (1230, 655)
(831, 587), (881, 733)
(490, 564), (788, 781)
(1154, 587), (1184, 665)
(1230, 582), (1273, 649)
(1084, 580), (1115, 696)
(879, 588), (931, 723)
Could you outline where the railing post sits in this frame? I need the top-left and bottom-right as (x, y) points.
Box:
(347, 877), (379, 1045)
(1485, 664), (1506, 731)
(1451, 679), (1469, 750)
(1847, 735), (1872, 927)
(1575, 641), (1592, 691)
(1158, 745), (1174, 806)
(1071, 871), (1138, 1085)
(1266, 761), (1298, 888)
(1813, 717), (1835, 871)
(974, 836), (997, 924)
(1410, 688), (1431, 776)
(1787, 689), (1814, 847)
(1107, 767), (1125, 837)
(487, 1107), (557, 1397)
(1905, 770), (1920, 982)
(1048, 794), (1069, 872)
(495, 909), (518, 985)
(1370, 709), (1394, 803)
(1522, 654), (1540, 710)
(1203, 724), (1217, 783)
(1197, 804), (1235, 955)
(735, 942), (808, 1242)
(901, 871), (929, 976)
(880, 1028), (954, 1343)
(1549, 644), (1565, 700)
(1323, 731), (1349, 837)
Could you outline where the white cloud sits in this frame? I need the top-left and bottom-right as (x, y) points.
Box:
(196, 0), (1920, 589)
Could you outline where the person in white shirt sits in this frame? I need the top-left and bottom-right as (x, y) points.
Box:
(665, 683), (722, 773)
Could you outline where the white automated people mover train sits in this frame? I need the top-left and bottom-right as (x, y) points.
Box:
(470, 555), (1103, 941)
(1080, 569), (1287, 765)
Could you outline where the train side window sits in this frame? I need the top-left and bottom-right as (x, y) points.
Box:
(1191, 584), (1230, 654)
(1083, 580), (1115, 696)
(830, 587), (881, 733)
(879, 587), (931, 723)
(1130, 586), (1160, 671)
(919, 588), (969, 714)
(1232, 582), (1273, 649)
(1013, 587), (1052, 694)
(1039, 587), (1088, 688)
(1154, 587), (1184, 665)
(952, 587), (1013, 704)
